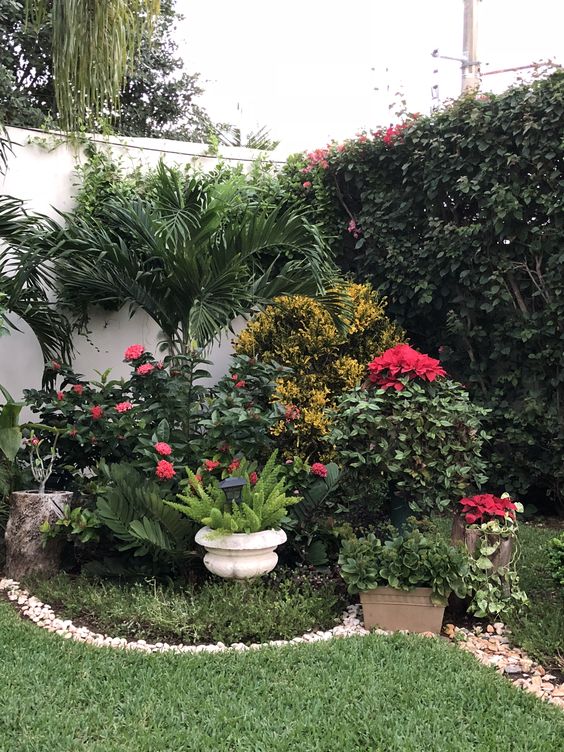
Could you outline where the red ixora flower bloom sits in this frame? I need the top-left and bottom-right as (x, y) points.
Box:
(459, 494), (517, 525)
(203, 459), (220, 471)
(303, 181), (312, 189)
(56, 391), (64, 401)
(235, 380), (246, 388)
(156, 460), (176, 480)
(367, 344), (446, 391)
(227, 458), (241, 473)
(136, 363), (155, 376)
(115, 401), (133, 413)
(154, 441), (172, 456)
(72, 384), (84, 396)
(311, 462), (328, 478)
(249, 471), (258, 486)
(124, 344), (145, 361)
(90, 405), (104, 420)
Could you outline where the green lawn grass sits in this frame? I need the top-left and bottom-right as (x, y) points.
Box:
(0, 600), (562, 752)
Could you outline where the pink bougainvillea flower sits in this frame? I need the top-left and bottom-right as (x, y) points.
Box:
(72, 384), (84, 396)
(227, 458), (241, 473)
(56, 391), (64, 401)
(136, 363), (155, 376)
(367, 344), (446, 391)
(235, 380), (246, 388)
(156, 460), (176, 480)
(90, 405), (104, 420)
(249, 471), (258, 486)
(124, 344), (145, 361)
(203, 459), (220, 471)
(115, 401), (133, 413)
(154, 441), (172, 456)
(311, 462), (328, 478)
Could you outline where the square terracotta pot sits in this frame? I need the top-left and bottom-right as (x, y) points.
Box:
(360, 586), (445, 634)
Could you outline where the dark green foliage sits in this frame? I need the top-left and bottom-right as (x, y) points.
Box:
(95, 462), (196, 562)
(547, 532), (564, 587)
(25, 569), (342, 645)
(339, 525), (469, 605)
(0, 0), (217, 139)
(283, 72), (564, 512)
(329, 379), (489, 515)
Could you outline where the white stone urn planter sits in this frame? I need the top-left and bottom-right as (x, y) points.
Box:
(195, 526), (287, 580)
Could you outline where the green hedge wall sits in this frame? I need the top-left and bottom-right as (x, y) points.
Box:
(281, 72), (564, 513)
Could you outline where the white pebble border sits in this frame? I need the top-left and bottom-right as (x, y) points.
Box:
(1, 577), (562, 710)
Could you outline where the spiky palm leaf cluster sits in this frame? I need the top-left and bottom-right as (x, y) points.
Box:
(51, 162), (346, 354)
(168, 451), (300, 535)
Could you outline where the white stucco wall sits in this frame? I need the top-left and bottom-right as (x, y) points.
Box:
(0, 128), (288, 399)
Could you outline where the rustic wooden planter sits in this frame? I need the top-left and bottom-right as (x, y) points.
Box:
(360, 586), (446, 634)
(5, 490), (72, 580)
(451, 514), (513, 570)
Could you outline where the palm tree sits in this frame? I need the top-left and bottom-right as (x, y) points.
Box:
(51, 162), (348, 355)
(24, 1), (161, 131)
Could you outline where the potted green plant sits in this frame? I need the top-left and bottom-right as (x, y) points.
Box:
(451, 493), (528, 617)
(339, 525), (470, 633)
(167, 451), (300, 579)
(329, 344), (489, 527)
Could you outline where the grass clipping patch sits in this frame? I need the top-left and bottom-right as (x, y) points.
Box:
(26, 571), (344, 645)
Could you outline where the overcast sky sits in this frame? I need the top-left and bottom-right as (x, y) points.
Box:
(176, 0), (563, 153)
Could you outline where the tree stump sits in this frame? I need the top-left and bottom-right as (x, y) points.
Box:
(5, 491), (72, 580)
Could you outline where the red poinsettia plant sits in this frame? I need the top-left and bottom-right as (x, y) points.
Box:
(366, 344), (446, 391)
(459, 493), (518, 525)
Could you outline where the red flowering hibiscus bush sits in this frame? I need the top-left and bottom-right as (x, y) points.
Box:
(330, 346), (490, 517)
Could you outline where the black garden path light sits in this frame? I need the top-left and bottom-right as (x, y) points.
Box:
(219, 476), (247, 512)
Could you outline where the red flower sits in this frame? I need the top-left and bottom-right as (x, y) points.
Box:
(72, 384), (84, 396)
(68, 428), (78, 438)
(203, 459), (220, 471)
(115, 401), (133, 413)
(249, 471), (258, 486)
(311, 462), (328, 478)
(154, 441), (172, 456)
(235, 380), (246, 388)
(156, 460), (175, 480)
(136, 363), (155, 376)
(367, 344), (446, 391)
(90, 405), (104, 420)
(156, 361), (165, 370)
(303, 181), (312, 189)
(56, 391), (64, 401)
(194, 474), (203, 483)
(284, 404), (300, 422)
(231, 374), (239, 381)
(30, 437), (40, 447)
(227, 458), (241, 473)
(124, 344), (145, 361)
(459, 494), (517, 525)
(51, 360), (61, 371)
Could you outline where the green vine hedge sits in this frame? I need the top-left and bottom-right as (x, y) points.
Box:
(280, 72), (564, 513)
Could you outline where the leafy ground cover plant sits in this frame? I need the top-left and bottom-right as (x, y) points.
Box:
(547, 532), (564, 587)
(330, 345), (489, 516)
(24, 568), (343, 645)
(170, 451), (300, 534)
(235, 283), (403, 459)
(339, 524), (469, 605)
